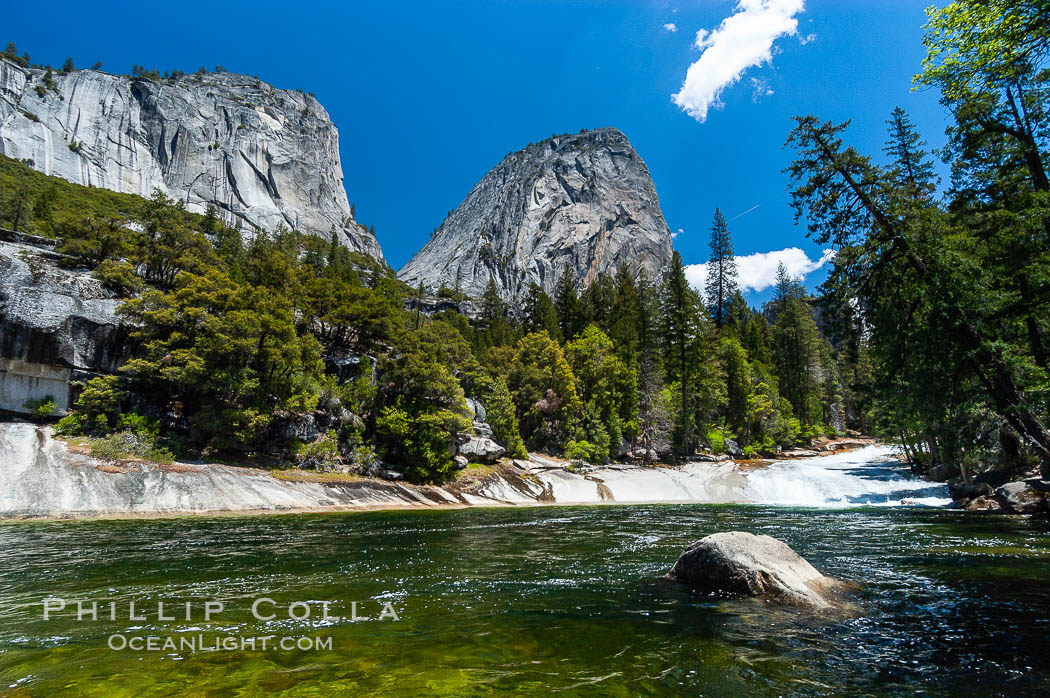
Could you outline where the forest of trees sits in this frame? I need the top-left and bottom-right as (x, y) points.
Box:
(2, 152), (846, 482)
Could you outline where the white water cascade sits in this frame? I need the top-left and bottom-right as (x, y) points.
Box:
(0, 421), (951, 518)
(740, 445), (952, 508)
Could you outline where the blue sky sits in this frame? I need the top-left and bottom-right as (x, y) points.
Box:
(6, 1), (947, 303)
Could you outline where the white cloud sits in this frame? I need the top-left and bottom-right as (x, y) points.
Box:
(685, 247), (835, 294)
(750, 77), (774, 101)
(672, 0), (805, 122)
(800, 32), (817, 45)
(663, 22), (678, 33)
(672, 228), (684, 239)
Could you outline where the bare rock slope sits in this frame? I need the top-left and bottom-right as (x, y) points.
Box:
(399, 128), (673, 300)
(0, 58), (382, 260)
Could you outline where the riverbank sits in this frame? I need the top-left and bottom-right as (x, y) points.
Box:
(0, 421), (941, 520)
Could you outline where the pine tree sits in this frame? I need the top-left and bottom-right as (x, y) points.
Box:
(608, 262), (641, 365)
(884, 107), (937, 201)
(580, 272), (614, 332)
(660, 251), (706, 455)
(415, 281), (425, 330)
(522, 283), (561, 342)
(636, 272), (667, 463)
(705, 208), (738, 329)
(554, 264), (585, 340)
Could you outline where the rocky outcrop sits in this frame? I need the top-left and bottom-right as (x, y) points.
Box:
(398, 127), (673, 300)
(458, 437), (505, 464)
(995, 480), (1049, 513)
(668, 532), (840, 608)
(0, 239), (128, 413)
(0, 58), (382, 260)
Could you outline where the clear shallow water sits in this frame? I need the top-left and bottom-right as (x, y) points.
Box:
(1, 504), (1048, 696)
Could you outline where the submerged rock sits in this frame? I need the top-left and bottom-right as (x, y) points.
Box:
(668, 531), (839, 608)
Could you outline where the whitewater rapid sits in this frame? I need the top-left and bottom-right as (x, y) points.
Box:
(499, 444), (952, 509)
(0, 422), (950, 518)
(740, 444), (952, 508)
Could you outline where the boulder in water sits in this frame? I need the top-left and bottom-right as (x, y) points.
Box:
(964, 495), (1002, 512)
(994, 480), (1048, 514)
(669, 532), (838, 608)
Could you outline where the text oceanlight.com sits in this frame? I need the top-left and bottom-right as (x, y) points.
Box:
(107, 634), (333, 652)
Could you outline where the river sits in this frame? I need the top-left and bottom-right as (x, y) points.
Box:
(1, 448), (1047, 695)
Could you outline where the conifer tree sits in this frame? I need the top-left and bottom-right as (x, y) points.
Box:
(608, 262), (641, 364)
(554, 264), (585, 340)
(660, 251), (707, 455)
(705, 208), (738, 329)
(636, 272), (667, 463)
(522, 283), (562, 341)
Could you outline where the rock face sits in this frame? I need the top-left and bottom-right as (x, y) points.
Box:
(398, 128), (673, 300)
(0, 58), (382, 260)
(0, 238), (128, 413)
(669, 531), (838, 608)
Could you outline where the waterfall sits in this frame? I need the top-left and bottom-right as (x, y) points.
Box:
(740, 445), (951, 508)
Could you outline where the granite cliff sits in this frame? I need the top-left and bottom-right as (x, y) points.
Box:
(398, 128), (673, 300)
(0, 58), (382, 260)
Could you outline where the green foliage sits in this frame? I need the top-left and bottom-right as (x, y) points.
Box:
(375, 406), (469, 482)
(787, 12), (1050, 473)
(705, 208), (738, 329)
(0, 154), (150, 235)
(564, 439), (602, 466)
(566, 325), (636, 461)
(705, 427), (727, 455)
(374, 329), (472, 480)
(292, 430), (343, 471)
(91, 431), (174, 464)
(72, 376), (124, 434)
(93, 259), (144, 296)
(480, 377), (527, 458)
(22, 396), (57, 418)
(120, 271), (324, 449)
(507, 331), (581, 451)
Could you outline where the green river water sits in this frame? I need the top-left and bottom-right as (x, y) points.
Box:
(1, 503), (1048, 696)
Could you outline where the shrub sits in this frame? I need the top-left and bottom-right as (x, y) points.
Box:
(117, 412), (159, 438)
(705, 427), (726, 454)
(564, 439), (602, 466)
(93, 259), (143, 296)
(55, 413), (84, 435)
(72, 376), (124, 433)
(91, 431), (173, 464)
(292, 430), (343, 471)
(23, 396), (57, 418)
(375, 406), (469, 483)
